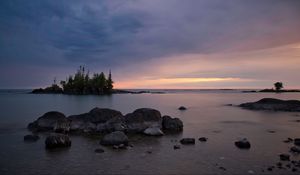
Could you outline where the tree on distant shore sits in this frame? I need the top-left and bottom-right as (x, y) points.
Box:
(274, 82), (283, 91)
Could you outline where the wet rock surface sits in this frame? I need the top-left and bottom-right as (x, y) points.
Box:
(45, 134), (71, 149)
(234, 138), (251, 149)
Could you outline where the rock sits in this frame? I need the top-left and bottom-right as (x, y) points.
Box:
(199, 137), (208, 142)
(178, 106), (187, 110)
(173, 145), (181, 149)
(239, 98), (300, 112)
(294, 138), (300, 146)
(54, 119), (70, 133)
(28, 111), (67, 131)
(235, 138), (251, 149)
(24, 135), (40, 142)
(279, 154), (290, 161)
(290, 146), (300, 153)
(283, 138), (293, 143)
(68, 108), (124, 133)
(180, 138), (195, 145)
(125, 108), (162, 133)
(143, 127), (164, 136)
(100, 131), (128, 146)
(162, 115), (183, 132)
(45, 134), (71, 149)
(95, 148), (105, 153)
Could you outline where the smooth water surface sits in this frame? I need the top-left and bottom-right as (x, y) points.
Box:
(0, 90), (300, 174)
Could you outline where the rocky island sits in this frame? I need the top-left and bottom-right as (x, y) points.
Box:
(239, 98), (300, 112)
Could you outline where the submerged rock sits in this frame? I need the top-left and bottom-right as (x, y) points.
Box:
(143, 127), (164, 136)
(173, 145), (181, 149)
(100, 131), (128, 146)
(125, 108), (162, 133)
(294, 138), (300, 146)
(235, 138), (251, 149)
(178, 106), (187, 110)
(162, 115), (183, 132)
(24, 135), (40, 142)
(95, 148), (105, 153)
(290, 146), (300, 153)
(283, 138), (293, 143)
(199, 137), (208, 142)
(180, 138), (195, 145)
(45, 134), (71, 149)
(239, 98), (300, 112)
(279, 154), (290, 161)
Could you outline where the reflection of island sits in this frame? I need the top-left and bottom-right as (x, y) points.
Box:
(32, 66), (114, 95)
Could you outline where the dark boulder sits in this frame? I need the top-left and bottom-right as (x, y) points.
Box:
(125, 108), (162, 133)
(290, 146), (300, 153)
(180, 138), (195, 145)
(279, 154), (290, 161)
(178, 106), (187, 110)
(95, 148), (105, 153)
(235, 138), (251, 149)
(45, 134), (71, 149)
(100, 131), (128, 146)
(24, 135), (40, 142)
(239, 98), (300, 112)
(88, 108), (123, 123)
(28, 111), (67, 131)
(294, 138), (300, 146)
(199, 137), (208, 142)
(162, 115), (183, 132)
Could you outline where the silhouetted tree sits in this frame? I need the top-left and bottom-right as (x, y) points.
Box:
(274, 82), (283, 91)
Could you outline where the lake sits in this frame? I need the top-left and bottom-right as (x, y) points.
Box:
(0, 90), (300, 174)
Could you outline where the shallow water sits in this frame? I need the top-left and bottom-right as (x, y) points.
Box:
(0, 90), (300, 175)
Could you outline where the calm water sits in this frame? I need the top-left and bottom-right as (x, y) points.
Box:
(0, 90), (300, 175)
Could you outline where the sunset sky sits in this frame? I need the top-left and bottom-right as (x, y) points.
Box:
(1, 0), (300, 89)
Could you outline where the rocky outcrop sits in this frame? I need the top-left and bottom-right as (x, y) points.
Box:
(162, 115), (183, 132)
(28, 108), (184, 136)
(125, 108), (162, 133)
(45, 134), (71, 149)
(28, 111), (67, 132)
(100, 131), (128, 146)
(239, 98), (300, 112)
(235, 138), (251, 149)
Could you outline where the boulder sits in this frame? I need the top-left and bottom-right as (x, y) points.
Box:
(290, 146), (300, 153)
(294, 138), (300, 146)
(235, 138), (251, 149)
(279, 154), (290, 161)
(125, 108), (162, 133)
(239, 98), (300, 112)
(88, 108), (123, 123)
(180, 138), (195, 145)
(173, 145), (181, 149)
(95, 148), (105, 153)
(68, 113), (90, 131)
(96, 116), (126, 133)
(178, 106), (187, 110)
(162, 115), (183, 132)
(199, 137), (208, 142)
(100, 131), (128, 146)
(28, 111), (67, 131)
(45, 134), (71, 149)
(24, 135), (40, 142)
(143, 127), (164, 136)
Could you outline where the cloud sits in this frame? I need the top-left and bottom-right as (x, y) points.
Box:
(1, 0), (300, 88)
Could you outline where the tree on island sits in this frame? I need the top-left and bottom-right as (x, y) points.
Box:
(33, 66), (114, 95)
(274, 82), (283, 91)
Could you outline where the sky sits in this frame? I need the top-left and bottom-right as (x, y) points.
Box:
(1, 0), (300, 89)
